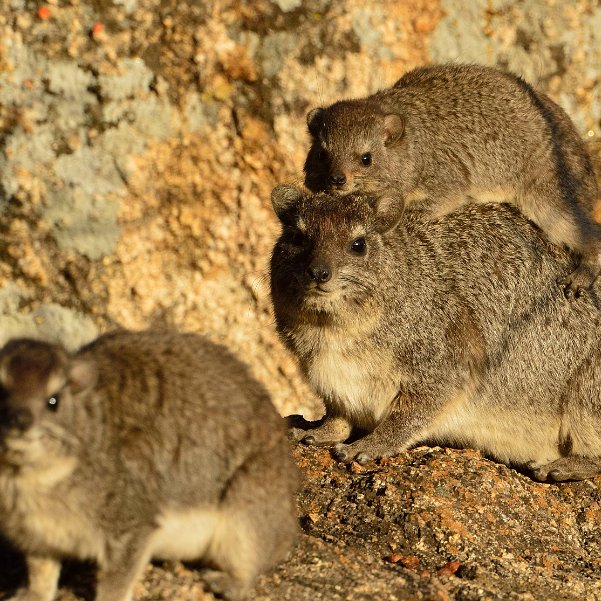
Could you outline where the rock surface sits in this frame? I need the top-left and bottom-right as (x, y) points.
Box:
(1, 0), (601, 599)
(1, 446), (600, 600)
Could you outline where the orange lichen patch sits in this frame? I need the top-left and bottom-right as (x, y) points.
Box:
(90, 21), (107, 42)
(217, 42), (258, 82)
(388, 553), (420, 569)
(36, 5), (51, 20)
(541, 553), (561, 571)
(438, 561), (462, 577)
(413, 10), (442, 34)
(438, 508), (474, 541)
(350, 461), (373, 474)
(585, 502), (601, 522)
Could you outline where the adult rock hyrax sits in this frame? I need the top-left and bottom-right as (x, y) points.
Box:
(303, 63), (601, 297)
(0, 329), (298, 601)
(270, 183), (601, 482)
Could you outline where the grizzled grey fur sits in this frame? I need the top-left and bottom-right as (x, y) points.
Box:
(270, 183), (601, 482)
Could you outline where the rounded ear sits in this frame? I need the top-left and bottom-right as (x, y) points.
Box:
(271, 184), (305, 226)
(374, 193), (404, 233)
(383, 113), (405, 145)
(68, 358), (97, 396)
(307, 107), (326, 138)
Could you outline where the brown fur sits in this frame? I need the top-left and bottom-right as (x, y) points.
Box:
(303, 63), (600, 296)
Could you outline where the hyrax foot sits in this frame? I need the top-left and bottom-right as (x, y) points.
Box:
(530, 456), (601, 482)
(332, 436), (398, 465)
(201, 569), (246, 601)
(8, 591), (48, 601)
(286, 415), (352, 446)
(558, 262), (599, 299)
(10, 557), (61, 601)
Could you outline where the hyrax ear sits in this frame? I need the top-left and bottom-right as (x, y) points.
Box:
(373, 193), (404, 233)
(307, 107), (326, 138)
(383, 113), (405, 145)
(68, 358), (97, 396)
(271, 184), (305, 227)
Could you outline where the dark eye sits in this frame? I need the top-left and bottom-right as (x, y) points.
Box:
(317, 149), (328, 162)
(47, 395), (60, 412)
(350, 237), (366, 255)
(287, 229), (306, 247)
(361, 153), (372, 166)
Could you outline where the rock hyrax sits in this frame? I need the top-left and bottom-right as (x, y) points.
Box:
(0, 329), (298, 601)
(271, 183), (601, 482)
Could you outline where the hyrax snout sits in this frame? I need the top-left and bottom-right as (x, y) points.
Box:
(270, 184), (601, 482)
(0, 330), (298, 601)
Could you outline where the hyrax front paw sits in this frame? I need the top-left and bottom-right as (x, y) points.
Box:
(8, 591), (48, 601)
(201, 569), (246, 601)
(530, 456), (601, 482)
(558, 263), (598, 299)
(332, 438), (397, 465)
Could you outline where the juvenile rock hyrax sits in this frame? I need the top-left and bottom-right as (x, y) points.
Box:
(270, 183), (601, 482)
(303, 63), (601, 296)
(0, 329), (297, 601)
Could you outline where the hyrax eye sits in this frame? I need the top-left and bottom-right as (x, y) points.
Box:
(287, 229), (307, 247)
(46, 395), (60, 412)
(361, 153), (372, 166)
(350, 237), (367, 255)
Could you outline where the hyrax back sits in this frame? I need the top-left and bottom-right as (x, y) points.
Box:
(303, 63), (601, 296)
(270, 183), (601, 482)
(0, 330), (297, 601)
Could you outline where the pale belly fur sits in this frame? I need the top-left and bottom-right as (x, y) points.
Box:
(424, 389), (563, 466)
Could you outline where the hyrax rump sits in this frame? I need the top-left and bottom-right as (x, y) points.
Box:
(270, 183), (601, 482)
(303, 63), (601, 296)
(0, 329), (297, 601)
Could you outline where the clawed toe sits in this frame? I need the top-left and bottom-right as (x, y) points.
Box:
(332, 444), (348, 462)
(331, 445), (374, 465)
(355, 452), (371, 465)
(558, 263), (599, 299)
(529, 456), (601, 482)
(557, 278), (585, 300)
(201, 569), (245, 601)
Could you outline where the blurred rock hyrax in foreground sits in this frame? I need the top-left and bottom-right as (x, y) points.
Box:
(270, 183), (601, 482)
(0, 329), (297, 601)
(303, 63), (601, 296)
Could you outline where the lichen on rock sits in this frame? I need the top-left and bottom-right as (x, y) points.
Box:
(0, 0), (600, 599)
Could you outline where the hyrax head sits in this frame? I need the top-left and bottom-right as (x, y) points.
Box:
(303, 100), (405, 194)
(0, 339), (95, 459)
(270, 184), (403, 322)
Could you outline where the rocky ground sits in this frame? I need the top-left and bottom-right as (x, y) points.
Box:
(1, 0), (601, 599)
(1, 446), (600, 600)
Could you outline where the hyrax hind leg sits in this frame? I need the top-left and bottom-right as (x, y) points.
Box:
(530, 456), (601, 482)
(9, 556), (61, 601)
(286, 414), (352, 446)
(202, 446), (297, 600)
(518, 175), (601, 298)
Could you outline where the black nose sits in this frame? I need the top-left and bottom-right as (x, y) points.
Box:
(307, 264), (332, 283)
(11, 408), (33, 431)
(330, 172), (346, 186)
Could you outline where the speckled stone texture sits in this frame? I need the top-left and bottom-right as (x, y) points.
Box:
(0, 0), (600, 599)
